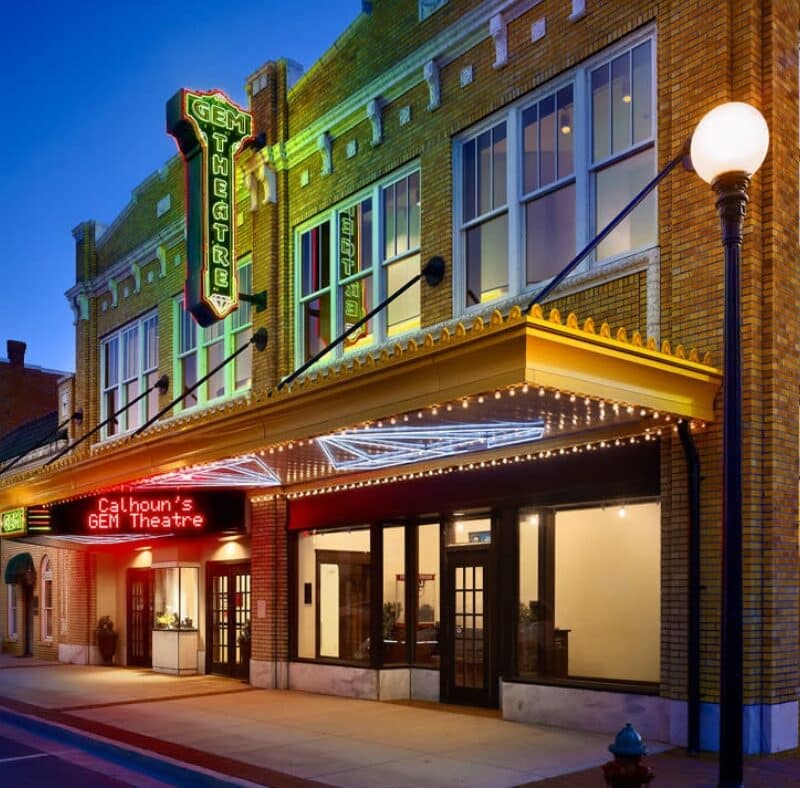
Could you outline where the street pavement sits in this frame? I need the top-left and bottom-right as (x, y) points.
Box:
(0, 654), (797, 786)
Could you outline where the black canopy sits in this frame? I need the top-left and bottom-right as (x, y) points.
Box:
(4, 552), (34, 584)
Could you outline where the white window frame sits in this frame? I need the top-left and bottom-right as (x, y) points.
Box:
(452, 28), (656, 317)
(294, 162), (421, 369)
(41, 557), (53, 642)
(173, 258), (254, 412)
(100, 311), (159, 440)
(7, 583), (17, 641)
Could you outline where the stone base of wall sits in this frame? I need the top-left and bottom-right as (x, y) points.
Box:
(410, 668), (439, 701)
(700, 701), (798, 754)
(501, 681), (682, 746)
(58, 644), (88, 664)
(283, 662), (440, 702)
(250, 659), (289, 689)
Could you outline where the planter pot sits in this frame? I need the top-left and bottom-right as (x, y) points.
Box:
(97, 631), (118, 665)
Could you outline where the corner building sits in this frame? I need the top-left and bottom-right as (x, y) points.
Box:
(1, 0), (798, 756)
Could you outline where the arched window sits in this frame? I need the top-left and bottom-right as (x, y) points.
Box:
(41, 557), (53, 641)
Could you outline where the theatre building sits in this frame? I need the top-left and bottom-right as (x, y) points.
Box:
(1, 0), (798, 756)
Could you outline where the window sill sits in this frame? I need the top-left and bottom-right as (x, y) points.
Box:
(456, 245), (659, 323)
(506, 674), (660, 696)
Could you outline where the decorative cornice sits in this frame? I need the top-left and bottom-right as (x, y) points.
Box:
(65, 218), (184, 302)
(273, 0), (543, 169)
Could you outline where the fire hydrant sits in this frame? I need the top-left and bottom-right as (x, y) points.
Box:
(602, 723), (654, 787)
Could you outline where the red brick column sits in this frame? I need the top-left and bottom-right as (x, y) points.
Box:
(249, 495), (289, 688)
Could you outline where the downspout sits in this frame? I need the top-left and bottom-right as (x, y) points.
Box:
(678, 421), (701, 754)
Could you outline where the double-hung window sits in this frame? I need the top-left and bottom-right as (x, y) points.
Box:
(455, 33), (655, 312)
(296, 167), (421, 366)
(462, 123), (508, 306)
(174, 259), (253, 411)
(100, 311), (159, 439)
(590, 39), (655, 260)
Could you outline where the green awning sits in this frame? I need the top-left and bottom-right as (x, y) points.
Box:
(4, 552), (34, 584)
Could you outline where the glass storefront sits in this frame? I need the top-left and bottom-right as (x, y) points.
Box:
(294, 499), (660, 694)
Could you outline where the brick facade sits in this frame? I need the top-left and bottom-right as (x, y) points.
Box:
(1, 0), (797, 755)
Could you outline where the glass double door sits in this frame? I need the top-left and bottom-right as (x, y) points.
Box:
(442, 548), (496, 707)
(207, 562), (251, 679)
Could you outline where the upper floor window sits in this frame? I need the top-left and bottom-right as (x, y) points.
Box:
(455, 34), (655, 312)
(101, 312), (159, 439)
(296, 167), (421, 366)
(175, 259), (253, 411)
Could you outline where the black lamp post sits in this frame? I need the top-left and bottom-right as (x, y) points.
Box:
(691, 101), (769, 788)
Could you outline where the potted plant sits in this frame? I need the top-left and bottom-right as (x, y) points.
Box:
(96, 616), (118, 665)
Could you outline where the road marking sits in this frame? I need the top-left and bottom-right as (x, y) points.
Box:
(0, 752), (53, 763)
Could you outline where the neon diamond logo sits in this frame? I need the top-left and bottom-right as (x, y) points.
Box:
(317, 421), (546, 472)
(136, 455), (280, 488)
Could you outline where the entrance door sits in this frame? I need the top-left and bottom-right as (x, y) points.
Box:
(207, 562), (251, 679)
(442, 549), (496, 706)
(316, 550), (371, 661)
(126, 569), (153, 668)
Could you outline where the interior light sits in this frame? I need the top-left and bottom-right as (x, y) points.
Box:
(559, 110), (572, 134)
(618, 505), (627, 519)
(622, 94), (632, 104)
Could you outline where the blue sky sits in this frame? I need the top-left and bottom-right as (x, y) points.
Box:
(0, 0), (360, 372)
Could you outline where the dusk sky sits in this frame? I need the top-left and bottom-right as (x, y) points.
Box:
(0, 0), (361, 373)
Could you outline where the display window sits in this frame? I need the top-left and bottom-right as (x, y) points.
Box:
(516, 502), (660, 685)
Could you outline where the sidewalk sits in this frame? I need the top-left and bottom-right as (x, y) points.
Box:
(0, 656), (798, 786)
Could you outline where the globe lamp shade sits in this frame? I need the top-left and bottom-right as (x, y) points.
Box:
(690, 102), (769, 184)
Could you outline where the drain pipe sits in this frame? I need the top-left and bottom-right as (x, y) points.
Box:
(678, 421), (701, 754)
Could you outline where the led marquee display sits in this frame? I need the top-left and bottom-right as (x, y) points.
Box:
(49, 491), (245, 536)
(167, 89), (253, 327)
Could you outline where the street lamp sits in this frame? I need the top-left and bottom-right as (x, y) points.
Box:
(691, 101), (769, 788)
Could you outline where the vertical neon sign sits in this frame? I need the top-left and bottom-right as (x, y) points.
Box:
(167, 89), (253, 327)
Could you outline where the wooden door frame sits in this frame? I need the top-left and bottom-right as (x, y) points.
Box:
(126, 568), (153, 668)
(440, 513), (498, 708)
(205, 560), (251, 678)
(314, 549), (371, 662)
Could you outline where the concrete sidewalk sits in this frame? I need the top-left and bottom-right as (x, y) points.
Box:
(0, 656), (797, 786)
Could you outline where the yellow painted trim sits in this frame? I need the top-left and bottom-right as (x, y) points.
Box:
(0, 306), (720, 510)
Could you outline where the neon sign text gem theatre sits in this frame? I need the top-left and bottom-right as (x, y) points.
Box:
(167, 89), (253, 327)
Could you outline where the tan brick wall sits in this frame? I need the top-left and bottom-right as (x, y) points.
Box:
(1, 541), (92, 659)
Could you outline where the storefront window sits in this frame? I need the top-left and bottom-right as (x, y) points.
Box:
(415, 523), (440, 665)
(297, 528), (371, 663)
(382, 526), (405, 663)
(153, 566), (199, 630)
(517, 502), (660, 684)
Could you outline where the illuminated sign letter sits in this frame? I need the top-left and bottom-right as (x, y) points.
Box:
(166, 89), (253, 327)
(1, 508), (26, 537)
